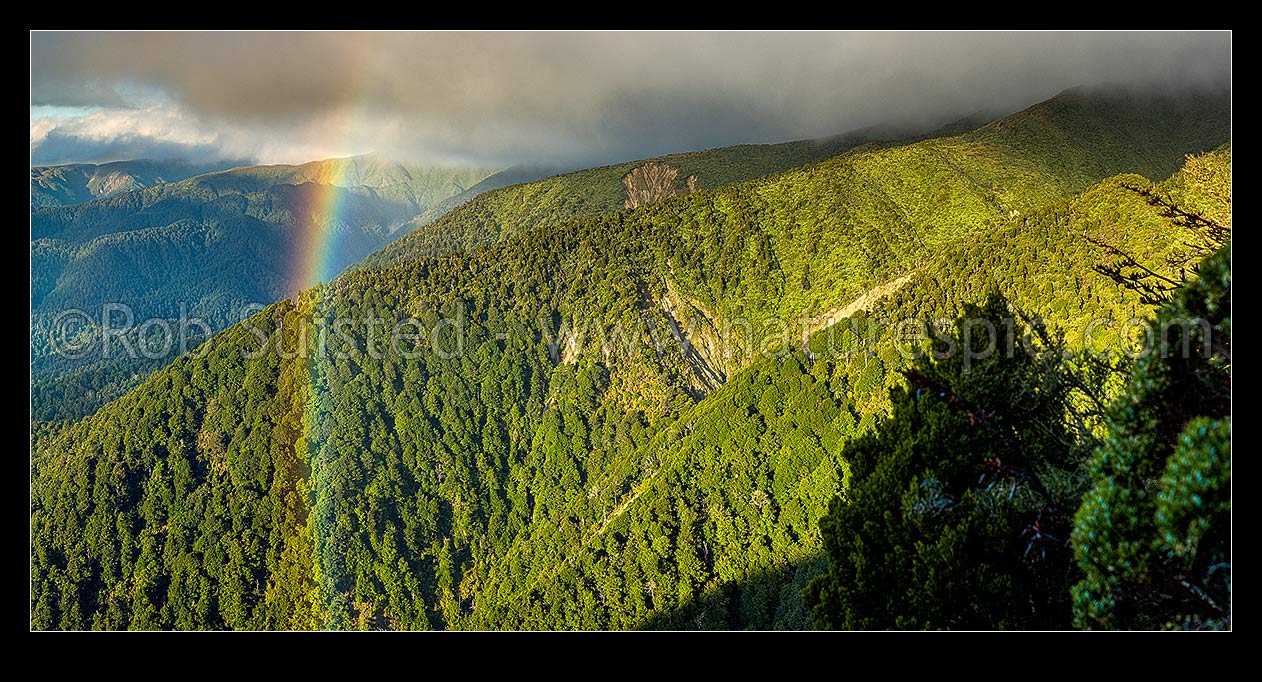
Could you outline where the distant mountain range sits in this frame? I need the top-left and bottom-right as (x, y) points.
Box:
(30, 159), (248, 207)
(168, 155), (504, 218)
(31, 156), (503, 320)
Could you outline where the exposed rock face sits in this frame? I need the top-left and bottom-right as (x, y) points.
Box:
(660, 274), (727, 394)
(622, 161), (698, 209)
(96, 172), (144, 196)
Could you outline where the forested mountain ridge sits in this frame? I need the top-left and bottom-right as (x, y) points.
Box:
(352, 110), (1001, 270)
(404, 165), (578, 230)
(31, 159), (246, 207)
(30, 88), (1230, 630)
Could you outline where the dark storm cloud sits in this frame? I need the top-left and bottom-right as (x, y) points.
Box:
(30, 80), (128, 109)
(30, 31), (1231, 166)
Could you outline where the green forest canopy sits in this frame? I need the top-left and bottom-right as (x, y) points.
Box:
(31, 88), (1231, 630)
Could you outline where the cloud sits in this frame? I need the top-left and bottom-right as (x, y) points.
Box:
(32, 126), (227, 167)
(31, 102), (223, 165)
(30, 31), (1232, 167)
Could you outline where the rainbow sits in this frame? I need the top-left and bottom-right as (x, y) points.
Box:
(286, 156), (361, 628)
(292, 159), (362, 626)
(290, 159), (354, 295)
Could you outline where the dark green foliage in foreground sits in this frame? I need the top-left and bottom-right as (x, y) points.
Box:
(1072, 246), (1231, 630)
(805, 295), (1092, 629)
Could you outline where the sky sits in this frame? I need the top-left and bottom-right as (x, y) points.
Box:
(30, 31), (1231, 168)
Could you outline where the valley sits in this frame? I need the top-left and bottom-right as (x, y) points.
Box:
(30, 85), (1231, 630)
